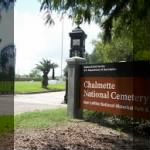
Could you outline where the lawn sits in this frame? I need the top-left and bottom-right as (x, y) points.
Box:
(0, 108), (69, 135)
(15, 108), (69, 129)
(15, 81), (65, 93)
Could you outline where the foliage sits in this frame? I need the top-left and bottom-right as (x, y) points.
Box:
(39, 0), (150, 62)
(88, 9), (150, 63)
(36, 58), (53, 88)
(15, 77), (41, 82)
(36, 59), (59, 87)
(83, 110), (150, 136)
(89, 33), (133, 63)
(36, 59), (52, 74)
(39, 0), (150, 43)
(83, 110), (111, 122)
(15, 74), (42, 81)
(29, 68), (41, 79)
(135, 50), (150, 61)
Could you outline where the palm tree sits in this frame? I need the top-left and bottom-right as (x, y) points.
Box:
(36, 58), (53, 88)
(51, 63), (58, 80)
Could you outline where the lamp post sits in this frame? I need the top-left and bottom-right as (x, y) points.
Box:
(64, 25), (87, 104)
(69, 26), (87, 57)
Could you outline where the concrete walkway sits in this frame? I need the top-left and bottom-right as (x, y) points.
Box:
(14, 91), (66, 114)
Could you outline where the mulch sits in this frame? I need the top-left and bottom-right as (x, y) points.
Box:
(0, 121), (150, 150)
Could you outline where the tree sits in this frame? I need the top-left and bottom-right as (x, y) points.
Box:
(87, 49), (99, 64)
(36, 58), (53, 88)
(39, 0), (150, 61)
(89, 34), (133, 63)
(29, 68), (41, 79)
(39, 0), (150, 42)
(51, 63), (58, 80)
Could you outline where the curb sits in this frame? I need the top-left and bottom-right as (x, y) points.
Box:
(15, 89), (65, 95)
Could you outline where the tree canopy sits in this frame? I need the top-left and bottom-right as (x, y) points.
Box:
(39, 0), (150, 62)
(40, 0), (150, 42)
(88, 33), (133, 63)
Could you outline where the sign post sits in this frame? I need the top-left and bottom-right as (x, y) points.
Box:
(67, 57), (85, 118)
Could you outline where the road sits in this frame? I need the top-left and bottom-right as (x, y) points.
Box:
(0, 91), (66, 114)
(14, 91), (66, 114)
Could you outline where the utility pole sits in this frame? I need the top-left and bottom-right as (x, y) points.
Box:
(60, 0), (64, 80)
(60, 15), (64, 80)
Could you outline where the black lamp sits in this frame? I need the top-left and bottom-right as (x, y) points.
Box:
(69, 26), (87, 58)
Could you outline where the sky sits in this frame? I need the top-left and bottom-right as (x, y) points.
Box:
(1, 0), (101, 77)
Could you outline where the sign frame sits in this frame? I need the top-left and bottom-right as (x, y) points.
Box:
(79, 61), (150, 120)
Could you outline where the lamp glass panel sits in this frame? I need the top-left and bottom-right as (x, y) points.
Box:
(72, 39), (80, 46)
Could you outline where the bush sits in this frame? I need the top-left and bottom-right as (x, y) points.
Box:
(83, 110), (112, 123)
(15, 77), (41, 81)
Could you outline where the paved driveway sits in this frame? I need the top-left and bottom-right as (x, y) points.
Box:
(14, 91), (66, 114)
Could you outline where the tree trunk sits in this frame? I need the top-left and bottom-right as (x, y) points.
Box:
(42, 74), (48, 88)
(52, 68), (55, 80)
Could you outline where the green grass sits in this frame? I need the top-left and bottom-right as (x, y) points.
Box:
(0, 108), (69, 134)
(15, 81), (65, 93)
(0, 116), (14, 135)
(15, 108), (70, 129)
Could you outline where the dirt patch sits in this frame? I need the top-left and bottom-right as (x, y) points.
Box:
(1, 121), (150, 150)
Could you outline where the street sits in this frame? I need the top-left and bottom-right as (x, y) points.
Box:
(14, 91), (66, 114)
(0, 91), (66, 114)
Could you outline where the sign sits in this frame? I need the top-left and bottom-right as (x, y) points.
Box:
(80, 61), (150, 119)
(72, 39), (80, 46)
